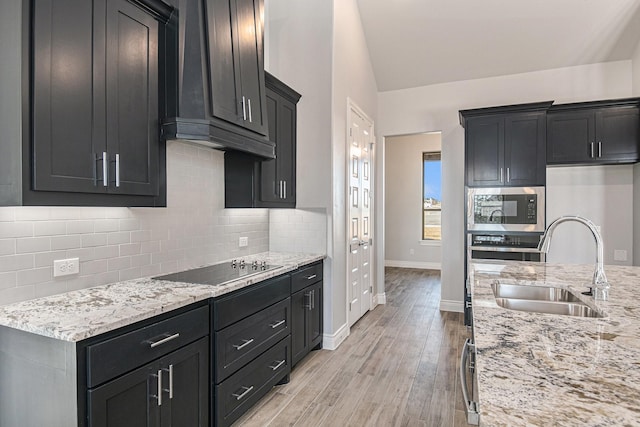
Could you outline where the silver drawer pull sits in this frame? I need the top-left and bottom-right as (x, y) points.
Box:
(162, 364), (174, 399)
(149, 333), (180, 348)
(269, 319), (286, 329)
(306, 274), (317, 280)
(102, 152), (108, 187)
(232, 385), (254, 401)
(269, 359), (285, 371)
(152, 369), (163, 406)
(233, 338), (254, 351)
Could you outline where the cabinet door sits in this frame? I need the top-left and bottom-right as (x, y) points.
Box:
(105, 0), (160, 196)
(595, 107), (640, 162)
(291, 288), (309, 367)
(504, 113), (546, 186)
(465, 116), (504, 186)
(31, 0), (106, 194)
(160, 338), (209, 427)
(259, 90), (296, 206)
(308, 282), (323, 349)
(546, 110), (594, 164)
(233, 0), (268, 136)
(88, 363), (160, 427)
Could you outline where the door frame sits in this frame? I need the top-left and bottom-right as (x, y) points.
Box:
(345, 98), (376, 327)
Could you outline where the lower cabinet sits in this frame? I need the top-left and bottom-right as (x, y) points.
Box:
(88, 338), (209, 427)
(291, 281), (323, 367)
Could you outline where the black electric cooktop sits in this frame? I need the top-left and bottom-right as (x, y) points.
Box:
(154, 260), (281, 286)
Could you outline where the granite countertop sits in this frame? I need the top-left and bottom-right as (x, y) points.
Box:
(0, 251), (324, 342)
(469, 260), (640, 426)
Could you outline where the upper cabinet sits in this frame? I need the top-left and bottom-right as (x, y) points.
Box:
(205, 0), (267, 136)
(225, 73), (301, 208)
(162, 0), (274, 158)
(0, 0), (174, 206)
(460, 102), (551, 187)
(547, 98), (640, 166)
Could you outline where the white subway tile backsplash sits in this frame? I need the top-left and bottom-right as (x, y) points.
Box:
(269, 209), (327, 254)
(16, 237), (51, 254)
(0, 142), (269, 306)
(51, 235), (82, 251)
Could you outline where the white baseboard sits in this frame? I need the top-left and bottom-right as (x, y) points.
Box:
(375, 292), (386, 304)
(440, 299), (464, 313)
(322, 322), (349, 350)
(385, 260), (441, 270)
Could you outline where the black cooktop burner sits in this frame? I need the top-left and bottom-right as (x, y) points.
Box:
(154, 260), (281, 286)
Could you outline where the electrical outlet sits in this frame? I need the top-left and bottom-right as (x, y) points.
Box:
(239, 236), (248, 247)
(53, 258), (80, 277)
(614, 249), (627, 262)
(409, 248), (415, 255)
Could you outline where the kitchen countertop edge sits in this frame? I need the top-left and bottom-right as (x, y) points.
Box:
(0, 252), (325, 342)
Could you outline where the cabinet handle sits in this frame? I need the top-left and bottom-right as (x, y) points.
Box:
(598, 141), (602, 158)
(232, 385), (254, 401)
(499, 167), (503, 183)
(306, 274), (317, 281)
(169, 364), (174, 399)
(311, 289), (315, 310)
(590, 142), (595, 158)
(248, 98), (253, 123)
(233, 338), (254, 351)
(156, 369), (163, 406)
(279, 180), (283, 198)
(506, 167), (510, 183)
(242, 96), (247, 121)
(283, 180), (286, 198)
(269, 359), (286, 371)
(148, 333), (180, 348)
(305, 291), (312, 310)
(269, 319), (286, 329)
(115, 154), (120, 188)
(102, 152), (108, 187)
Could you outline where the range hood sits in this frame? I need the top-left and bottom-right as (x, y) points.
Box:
(161, 0), (275, 159)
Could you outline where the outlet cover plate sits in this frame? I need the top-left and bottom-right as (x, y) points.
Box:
(239, 237), (248, 247)
(53, 257), (80, 277)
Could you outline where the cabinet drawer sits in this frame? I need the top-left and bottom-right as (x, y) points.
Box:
(213, 274), (290, 330)
(215, 297), (290, 383)
(86, 305), (209, 388)
(291, 262), (323, 293)
(215, 336), (291, 427)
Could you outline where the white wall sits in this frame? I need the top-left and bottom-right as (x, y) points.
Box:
(385, 133), (442, 269)
(378, 60), (633, 309)
(266, 0), (378, 338)
(330, 0), (379, 333)
(546, 166), (633, 266)
(0, 141), (270, 306)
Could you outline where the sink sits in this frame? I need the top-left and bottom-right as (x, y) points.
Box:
(494, 298), (604, 318)
(491, 282), (604, 318)
(491, 282), (583, 303)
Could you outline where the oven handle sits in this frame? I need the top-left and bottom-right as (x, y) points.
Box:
(471, 245), (541, 253)
(460, 338), (480, 425)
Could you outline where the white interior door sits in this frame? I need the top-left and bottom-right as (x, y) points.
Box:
(348, 102), (374, 327)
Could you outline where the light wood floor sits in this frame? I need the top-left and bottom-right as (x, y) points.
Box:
(236, 267), (469, 427)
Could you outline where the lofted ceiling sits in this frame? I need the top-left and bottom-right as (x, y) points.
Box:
(356, 0), (640, 92)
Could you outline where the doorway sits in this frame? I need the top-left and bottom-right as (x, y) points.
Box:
(347, 100), (375, 327)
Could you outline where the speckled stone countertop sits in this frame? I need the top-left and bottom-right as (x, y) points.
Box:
(0, 252), (324, 342)
(469, 260), (640, 427)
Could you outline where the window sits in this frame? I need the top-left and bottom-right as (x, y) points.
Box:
(423, 152), (441, 240)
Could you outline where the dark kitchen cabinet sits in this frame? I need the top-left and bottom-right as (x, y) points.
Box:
(460, 101), (551, 187)
(88, 338), (209, 427)
(290, 262), (323, 367)
(8, 0), (174, 206)
(547, 98), (640, 165)
(204, 0), (267, 136)
(225, 73), (301, 208)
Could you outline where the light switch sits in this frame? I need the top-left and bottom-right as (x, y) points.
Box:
(614, 249), (627, 261)
(239, 236), (248, 247)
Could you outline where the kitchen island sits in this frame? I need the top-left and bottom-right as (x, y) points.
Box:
(469, 260), (640, 426)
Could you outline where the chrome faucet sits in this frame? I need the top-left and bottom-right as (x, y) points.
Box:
(537, 215), (610, 300)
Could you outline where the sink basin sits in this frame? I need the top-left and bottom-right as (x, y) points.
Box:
(491, 282), (583, 303)
(494, 298), (604, 318)
(491, 282), (604, 318)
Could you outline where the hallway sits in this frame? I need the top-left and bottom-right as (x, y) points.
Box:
(236, 267), (469, 426)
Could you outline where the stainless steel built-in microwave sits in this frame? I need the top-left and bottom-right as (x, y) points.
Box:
(467, 187), (545, 233)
